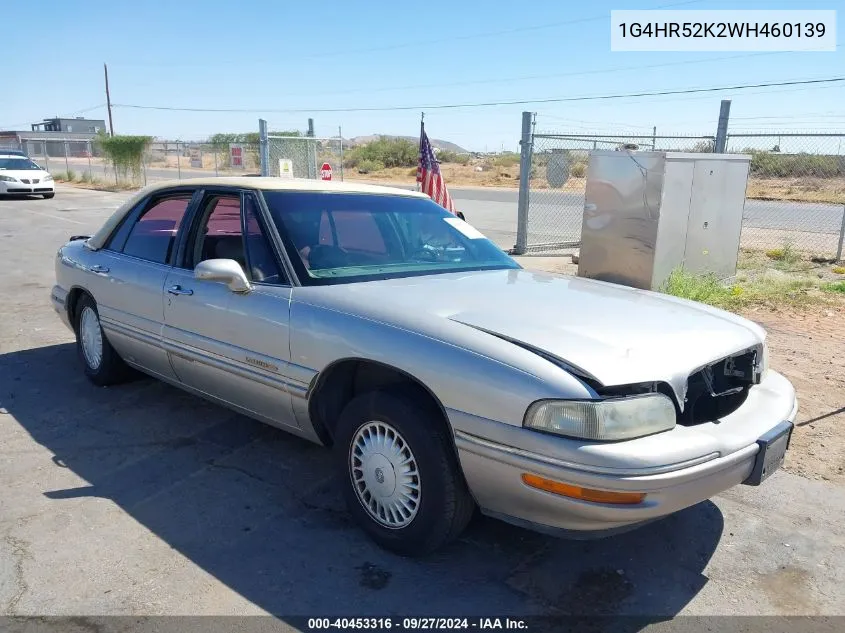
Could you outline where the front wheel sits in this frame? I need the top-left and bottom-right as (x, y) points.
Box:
(42, 192), (55, 199)
(74, 294), (131, 386)
(334, 388), (475, 556)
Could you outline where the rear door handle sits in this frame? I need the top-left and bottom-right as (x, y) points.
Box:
(167, 285), (194, 296)
(90, 265), (110, 273)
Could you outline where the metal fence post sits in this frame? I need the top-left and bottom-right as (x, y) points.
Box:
(714, 99), (731, 153)
(837, 205), (845, 262)
(259, 119), (270, 177)
(176, 142), (181, 180)
(87, 141), (92, 179)
(214, 147), (219, 177)
(63, 141), (70, 175)
(514, 111), (534, 254)
(338, 125), (344, 181)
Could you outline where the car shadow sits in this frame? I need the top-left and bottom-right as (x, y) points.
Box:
(1, 343), (724, 627)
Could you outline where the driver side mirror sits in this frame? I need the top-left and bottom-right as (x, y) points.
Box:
(194, 258), (252, 293)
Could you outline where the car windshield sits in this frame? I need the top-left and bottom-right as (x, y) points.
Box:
(0, 158), (41, 170)
(262, 191), (519, 285)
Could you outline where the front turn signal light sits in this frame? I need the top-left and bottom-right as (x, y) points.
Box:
(521, 473), (646, 505)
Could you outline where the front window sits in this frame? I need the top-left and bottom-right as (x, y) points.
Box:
(0, 158), (41, 170)
(262, 191), (519, 285)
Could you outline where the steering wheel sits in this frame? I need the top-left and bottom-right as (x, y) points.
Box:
(410, 246), (438, 262)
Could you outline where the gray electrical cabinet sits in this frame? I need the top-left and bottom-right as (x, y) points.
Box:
(577, 151), (751, 290)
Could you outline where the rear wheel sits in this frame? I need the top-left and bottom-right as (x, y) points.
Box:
(334, 388), (475, 556)
(42, 192), (55, 199)
(74, 294), (131, 386)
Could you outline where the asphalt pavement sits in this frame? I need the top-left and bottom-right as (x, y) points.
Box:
(0, 186), (844, 624)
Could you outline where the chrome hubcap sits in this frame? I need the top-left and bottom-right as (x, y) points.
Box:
(350, 421), (420, 528)
(80, 306), (103, 370)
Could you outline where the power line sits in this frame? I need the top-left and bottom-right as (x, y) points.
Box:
(113, 76), (845, 115)
(233, 50), (796, 100)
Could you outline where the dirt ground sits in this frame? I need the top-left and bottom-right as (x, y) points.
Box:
(750, 305), (845, 484)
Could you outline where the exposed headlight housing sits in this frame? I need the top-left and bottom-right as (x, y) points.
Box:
(524, 393), (676, 441)
(42, 173), (54, 181)
(0, 174), (17, 182)
(758, 341), (769, 381)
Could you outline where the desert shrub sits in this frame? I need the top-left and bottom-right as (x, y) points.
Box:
(746, 150), (843, 178)
(437, 150), (470, 165)
(832, 266), (845, 275)
(686, 140), (715, 153)
(570, 161), (587, 178)
(765, 241), (800, 266)
(823, 281), (845, 293)
(357, 159), (385, 174)
(96, 133), (152, 183)
(492, 152), (520, 168)
(344, 137), (417, 169)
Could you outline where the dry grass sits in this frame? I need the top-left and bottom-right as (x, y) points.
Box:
(661, 249), (845, 311)
(746, 176), (845, 204)
(52, 172), (138, 192)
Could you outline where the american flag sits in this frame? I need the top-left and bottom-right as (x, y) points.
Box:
(417, 126), (457, 214)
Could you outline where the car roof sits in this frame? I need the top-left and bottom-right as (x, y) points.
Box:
(86, 177), (429, 251)
(0, 152), (27, 157)
(136, 176), (427, 198)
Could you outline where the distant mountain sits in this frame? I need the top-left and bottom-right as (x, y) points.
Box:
(347, 135), (468, 154)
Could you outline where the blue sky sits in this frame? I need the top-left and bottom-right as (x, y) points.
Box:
(2, 0), (842, 151)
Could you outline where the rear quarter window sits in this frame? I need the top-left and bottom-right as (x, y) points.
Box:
(121, 196), (192, 264)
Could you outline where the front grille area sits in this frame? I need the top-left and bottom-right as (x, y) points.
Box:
(680, 349), (759, 425)
(19, 179), (30, 184)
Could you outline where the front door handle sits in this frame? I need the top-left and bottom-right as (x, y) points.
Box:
(167, 285), (194, 296)
(90, 265), (110, 273)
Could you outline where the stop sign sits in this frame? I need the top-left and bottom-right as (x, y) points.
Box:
(320, 162), (332, 181)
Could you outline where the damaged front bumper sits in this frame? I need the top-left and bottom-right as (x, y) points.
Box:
(451, 370), (798, 537)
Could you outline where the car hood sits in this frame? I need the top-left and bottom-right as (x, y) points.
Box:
(310, 268), (765, 406)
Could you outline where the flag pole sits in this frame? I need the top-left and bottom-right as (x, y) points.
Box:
(417, 111), (425, 192)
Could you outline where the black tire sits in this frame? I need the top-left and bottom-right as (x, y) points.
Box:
(74, 294), (131, 386)
(43, 193), (55, 199)
(334, 388), (475, 556)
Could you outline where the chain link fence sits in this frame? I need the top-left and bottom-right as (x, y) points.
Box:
(266, 135), (344, 180)
(515, 115), (845, 260)
(726, 133), (845, 257)
(519, 129), (716, 253)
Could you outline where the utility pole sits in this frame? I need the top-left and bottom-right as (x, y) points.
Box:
(104, 63), (114, 136)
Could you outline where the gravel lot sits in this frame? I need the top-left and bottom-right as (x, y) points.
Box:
(1, 186), (844, 625)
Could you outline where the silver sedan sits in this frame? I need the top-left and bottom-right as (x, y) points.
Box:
(51, 177), (797, 555)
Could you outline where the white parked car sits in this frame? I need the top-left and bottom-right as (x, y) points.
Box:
(0, 154), (55, 198)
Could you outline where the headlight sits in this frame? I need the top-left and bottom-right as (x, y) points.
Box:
(524, 393), (676, 441)
(0, 174), (17, 182)
(42, 173), (54, 181)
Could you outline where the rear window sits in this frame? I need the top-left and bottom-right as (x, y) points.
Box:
(122, 196), (192, 264)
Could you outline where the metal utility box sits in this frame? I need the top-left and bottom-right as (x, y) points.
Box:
(577, 151), (751, 290)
